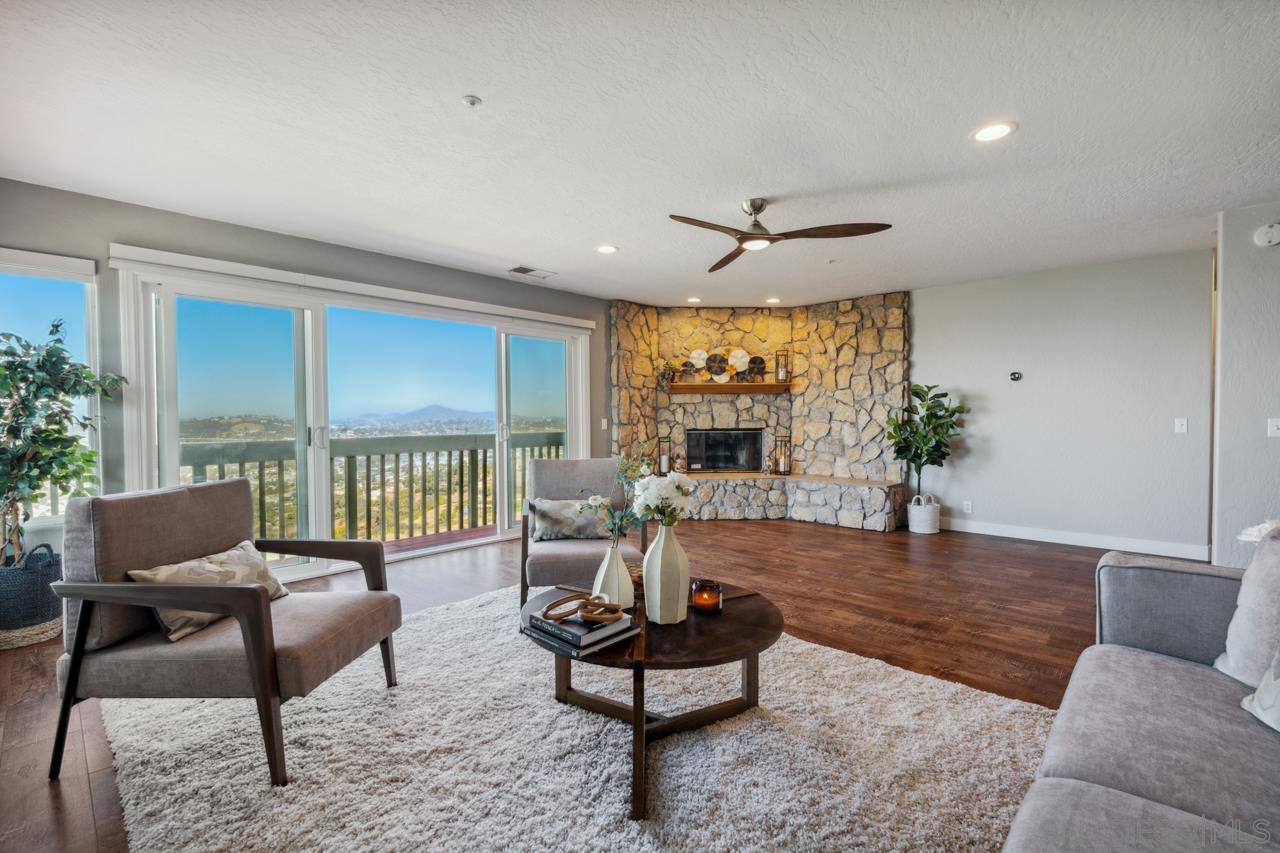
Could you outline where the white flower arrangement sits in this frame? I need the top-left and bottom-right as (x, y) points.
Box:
(633, 471), (696, 526)
(728, 348), (750, 372)
(689, 349), (708, 369)
(1238, 520), (1280, 543)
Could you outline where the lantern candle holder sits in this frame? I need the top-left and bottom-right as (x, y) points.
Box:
(774, 431), (792, 475)
(658, 437), (671, 474)
(775, 347), (791, 382)
(691, 579), (723, 614)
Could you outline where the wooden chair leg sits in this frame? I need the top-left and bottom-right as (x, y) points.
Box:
(50, 600), (93, 780)
(253, 692), (287, 786)
(380, 636), (397, 687)
(237, 614), (287, 785)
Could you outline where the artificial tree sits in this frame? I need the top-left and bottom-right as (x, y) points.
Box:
(886, 383), (967, 497)
(1, 322), (124, 564)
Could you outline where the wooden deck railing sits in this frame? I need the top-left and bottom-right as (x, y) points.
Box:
(178, 431), (565, 544)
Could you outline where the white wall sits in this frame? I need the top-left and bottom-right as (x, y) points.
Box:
(1213, 201), (1280, 567)
(910, 250), (1213, 559)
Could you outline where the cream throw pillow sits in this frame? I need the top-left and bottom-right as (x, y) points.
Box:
(1214, 529), (1280, 687)
(530, 498), (609, 541)
(1242, 646), (1280, 734)
(127, 540), (288, 641)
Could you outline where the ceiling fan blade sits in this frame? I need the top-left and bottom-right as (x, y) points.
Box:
(777, 223), (892, 240)
(670, 214), (746, 238)
(708, 246), (745, 272)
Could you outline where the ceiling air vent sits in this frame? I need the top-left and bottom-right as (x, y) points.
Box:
(507, 265), (557, 281)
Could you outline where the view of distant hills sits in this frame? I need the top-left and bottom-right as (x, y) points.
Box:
(337, 405), (496, 427)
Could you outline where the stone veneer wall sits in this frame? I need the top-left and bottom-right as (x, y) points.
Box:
(609, 301), (659, 454)
(789, 293), (909, 481)
(611, 294), (910, 485)
(686, 475), (905, 531)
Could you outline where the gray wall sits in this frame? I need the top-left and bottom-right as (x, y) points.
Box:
(910, 250), (1213, 557)
(1213, 201), (1280, 567)
(0, 178), (612, 494)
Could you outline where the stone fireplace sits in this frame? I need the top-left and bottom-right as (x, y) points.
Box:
(609, 294), (911, 531)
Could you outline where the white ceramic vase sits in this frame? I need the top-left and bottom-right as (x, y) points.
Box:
(643, 523), (689, 624)
(907, 494), (941, 534)
(591, 544), (634, 608)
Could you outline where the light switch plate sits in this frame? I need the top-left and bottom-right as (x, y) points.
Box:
(1268, 418), (1280, 438)
(1173, 418), (1188, 434)
(601, 418), (609, 431)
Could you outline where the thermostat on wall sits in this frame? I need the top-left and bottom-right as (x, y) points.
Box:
(1255, 223), (1280, 248)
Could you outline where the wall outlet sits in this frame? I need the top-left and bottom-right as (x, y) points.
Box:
(1173, 417), (1188, 434)
(1268, 418), (1280, 438)
(962, 500), (973, 514)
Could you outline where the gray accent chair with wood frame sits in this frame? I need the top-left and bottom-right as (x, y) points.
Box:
(519, 458), (648, 606)
(48, 478), (401, 786)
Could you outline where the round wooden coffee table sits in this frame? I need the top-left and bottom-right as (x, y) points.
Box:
(520, 586), (784, 820)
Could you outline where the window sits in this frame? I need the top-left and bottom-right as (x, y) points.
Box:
(0, 249), (98, 518)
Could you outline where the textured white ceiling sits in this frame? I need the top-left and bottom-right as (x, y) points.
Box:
(2, 1), (1278, 305)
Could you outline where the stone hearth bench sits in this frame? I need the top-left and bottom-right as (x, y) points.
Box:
(685, 472), (908, 532)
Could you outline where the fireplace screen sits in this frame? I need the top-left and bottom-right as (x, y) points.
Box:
(686, 429), (763, 472)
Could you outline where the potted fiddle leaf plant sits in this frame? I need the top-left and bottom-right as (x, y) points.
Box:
(886, 383), (967, 534)
(1, 322), (124, 648)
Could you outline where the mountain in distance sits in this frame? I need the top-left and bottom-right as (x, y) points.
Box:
(338, 404), (496, 426)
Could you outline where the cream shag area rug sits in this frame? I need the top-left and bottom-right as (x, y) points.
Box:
(102, 587), (1053, 851)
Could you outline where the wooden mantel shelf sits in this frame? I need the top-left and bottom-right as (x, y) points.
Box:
(667, 381), (791, 395)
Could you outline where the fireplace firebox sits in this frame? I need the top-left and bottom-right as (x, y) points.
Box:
(686, 429), (763, 472)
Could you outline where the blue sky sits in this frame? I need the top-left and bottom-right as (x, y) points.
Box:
(171, 300), (565, 421)
(7, 284), (564, 423)
(0, 273), (88, 361)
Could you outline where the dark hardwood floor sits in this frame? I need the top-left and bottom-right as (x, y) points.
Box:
(0, 522), (1100, 852)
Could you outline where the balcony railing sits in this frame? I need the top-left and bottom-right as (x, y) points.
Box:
(178, 431), (565, 547)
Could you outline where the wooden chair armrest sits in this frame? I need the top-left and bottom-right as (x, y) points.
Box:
(256, 538), (388, 591)
(50, 580), (272, 617)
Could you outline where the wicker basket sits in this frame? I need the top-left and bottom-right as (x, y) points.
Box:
(0, 544), (64, 649)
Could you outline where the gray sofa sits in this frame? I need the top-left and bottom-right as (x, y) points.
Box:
(1004, 552), (1280, 852)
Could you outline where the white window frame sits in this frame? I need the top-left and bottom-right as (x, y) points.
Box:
(0, 247), (100, 528)
(110, 244), (593, 569)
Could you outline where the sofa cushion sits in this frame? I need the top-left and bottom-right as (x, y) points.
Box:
(1215, 528), (1280, 687)
(525, 539), (643, 588)
(63, 479), (256, 651)
(58, 591), (400, 700)
(529, 498), (609, 541)
(1038, 644), (1280, 833)
(127, 540), (288, 641)
(1003, 777), (1277, 852)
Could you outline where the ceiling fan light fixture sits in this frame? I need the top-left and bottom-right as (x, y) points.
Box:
(971, 121), (1016, 142)
(741, 238), (772, 251)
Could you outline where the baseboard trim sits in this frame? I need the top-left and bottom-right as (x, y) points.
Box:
(940, 517), (1210, 560)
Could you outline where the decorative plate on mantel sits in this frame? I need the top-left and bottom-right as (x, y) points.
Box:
(667, 382), (792, 395)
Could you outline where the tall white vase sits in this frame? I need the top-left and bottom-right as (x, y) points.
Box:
(643, 523), (689, 624)
(591, 544), (634, 608)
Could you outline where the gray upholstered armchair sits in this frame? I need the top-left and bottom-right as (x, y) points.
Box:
(519, 458), (648, 605)
(49, 478), (401, 786)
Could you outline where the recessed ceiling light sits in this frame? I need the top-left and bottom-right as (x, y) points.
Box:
(687, 297), (701, 303)
(596, 244), (618, 254)
(971, 122), (1016, 142)
(765, 297), (780, 304)
(461, 94), (482, 107)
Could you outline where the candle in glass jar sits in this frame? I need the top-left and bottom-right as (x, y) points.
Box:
(660, 453), (670, 473)
(691, 579), (723, 614)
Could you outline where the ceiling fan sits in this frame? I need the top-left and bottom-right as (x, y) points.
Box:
(670, 198), (891, 272)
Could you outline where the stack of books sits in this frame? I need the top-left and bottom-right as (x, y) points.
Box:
(522, 609), (641, 658)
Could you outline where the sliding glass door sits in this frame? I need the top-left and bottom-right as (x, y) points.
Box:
(502, 334), (568, 530)
(326, 307), (498, 551)
(143, 269), (584, 556)
(158, 294), (311, 540)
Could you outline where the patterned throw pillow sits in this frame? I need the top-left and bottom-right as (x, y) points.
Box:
(530, 498), (609, 541)
(1242, 646), (1280, 733)
(127, 540), (288, 641)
